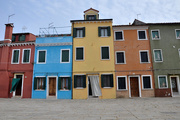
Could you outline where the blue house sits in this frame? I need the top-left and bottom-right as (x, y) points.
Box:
(32, 36), (72, 99)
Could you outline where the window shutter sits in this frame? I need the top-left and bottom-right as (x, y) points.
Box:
(110, 74), (114, 87)
(83, 27), (85, 37)
(101, 75), (104, 88)
(86, 15), (89, 20)
(19, 35), (26, 41)
(68, 77), (71, 90)
(107, 26), (111, 36)
(73, 28), (77, 38)
(94, 15), (96, 20)
(12, 35), (16, 42)
(34, 77), (37, 90)
(98, 27), (101, 37)
(74, 75), (77, 88)
(58, 77), (61, 90)
(83, 75), (86, 88)
(42, 77), (46, 89)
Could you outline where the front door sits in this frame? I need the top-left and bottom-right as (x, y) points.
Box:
(15, 75), (23, 96)
(49, 78), (56, 96)
(171, 77), (179, 95)
(130, 77), (139, 97)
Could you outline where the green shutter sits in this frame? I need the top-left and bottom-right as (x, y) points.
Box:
(19, 35), (26, 41)
(101, 75), (104, 88)
(98, 27), (101, 37)
(34, 77), (37, 90)
(83, 27), (85, 37)
(58, 77), (61, 90)
(107, 26), (111, 36)
(83, 75), (86, 88)
(110, 74), (114, 87)
(42, 77), (46, 89)
(12, 35), (16, 42)
(68, 77), (71, 90)
(62, 50), (69, 62)
(73, 28), (77, 38)
(74, 75), (77, 88)
(94, 15), (96, 20)
(86, 15), (89, 20)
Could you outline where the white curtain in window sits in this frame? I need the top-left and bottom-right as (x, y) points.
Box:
(89, 76), (102, 96)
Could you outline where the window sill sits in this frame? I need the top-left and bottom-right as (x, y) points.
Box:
(140, 62), (150, 64)
(37, 63), (46, 64)
(75, 59), (84, 61)
(100, 36), (109, 38)
(159, 87), (168, 89)
(11, 63), (19, 64)
(101, 59), (110, 61)
(59, 89), (70, 91)
(142, 88), (153, 90)
(75, 37), (84, 38)
(103, 87), (112, 89)
(75, 87), (84, 89)
(154, 61), (163, 63)
(60, 62), (70, 63)
(22, 62), (30, 64)
(116, 63), (126, 64)
(152, 38), (160, 40)
(117, 89), (128, 91)
(35, 89), (45, 91)
(138, 39), (148, 40)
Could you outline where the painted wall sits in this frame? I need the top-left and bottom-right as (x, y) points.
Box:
(113, 26), (154, 98)
(32, 36), (72, 99)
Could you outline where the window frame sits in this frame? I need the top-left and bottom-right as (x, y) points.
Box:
(11, 49), (20, 64)
(151, 29), (161, 40)
(75, 47), (84, 61)
(158, 75), (168, 89)
(115, 51), (126, 64)
(22, 48), (31, 64)
(101, 73), (114, 88)
(137, 30), (147, 40)
(175, 29), (180, 39)
(142, 75), (153, 89)
(153, 49), (163, 62)
(60, 49), (70, 63)
(59, 76), (70, 91)
(139, 50), (150, 63)
(74, 74), (86, 89)
(114, 31), (124, 41)
(34, 76), (46, 91)
(73, 27), (85, 38)
(98, 26), (111, 37)
(101, 46), (110, 60)
(117, 76), (127, 90)
(37, 50), (47, 64)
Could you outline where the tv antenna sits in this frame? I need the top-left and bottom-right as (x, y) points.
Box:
(22, 26), (27, 32)
(137, 13), (141, 19)
(8, 14), (15, 23)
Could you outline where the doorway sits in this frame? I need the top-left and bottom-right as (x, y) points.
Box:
(49, 77), (56, 96)
(170, 76), (180, 96)
(13, 74), (24, 97)
(130, 77), (139, 97)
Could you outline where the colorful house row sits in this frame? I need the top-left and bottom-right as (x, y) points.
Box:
(0, 8), (180, 99)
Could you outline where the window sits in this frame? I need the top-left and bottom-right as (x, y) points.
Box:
(101, 46), (110, 60)
(116, 51), (125, 64)
(153, 49), (163, 62)
(86, 15), (96, 20)
(117, 76), (127, 90)
(38, 50), (46, 63)
(140, 51), (149, 63)
(175, 29), (180, 39)
(158, 76), (168, 88)
(138, 30), (147, 40)
(142, 76), (152, 89)
(74, 75), (86, 88)
(58, 77), (71, 90)
(19, 35), (26, 41)
(34, 77), (46, 90)
(22, 49), (30, 63)
(12, 35), (16, 42)
(151, 30), (160, 40)
(115, 31), (124, 40)
(73, 27), (85, 38)
(101, 74), (113, 88)
(61, 49), (70, 63)
(12, 49), (20, 64)
(76, 47), (84, 60)
(98, 26), (111, 37)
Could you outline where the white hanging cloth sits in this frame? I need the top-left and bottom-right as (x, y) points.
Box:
(89, 76), (102, 96)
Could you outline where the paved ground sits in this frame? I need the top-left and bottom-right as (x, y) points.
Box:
(0, 97), (180, 120)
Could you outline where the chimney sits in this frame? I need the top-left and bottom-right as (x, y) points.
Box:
(4, 23), (14, 43)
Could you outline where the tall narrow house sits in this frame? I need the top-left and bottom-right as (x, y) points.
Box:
(71, 8), (116, 99)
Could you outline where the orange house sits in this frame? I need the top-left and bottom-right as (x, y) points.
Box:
(113, 20), (155, 98)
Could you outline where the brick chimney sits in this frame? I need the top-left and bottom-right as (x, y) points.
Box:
(4, 23), (14, 43)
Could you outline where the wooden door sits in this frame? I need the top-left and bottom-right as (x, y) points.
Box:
(49, 78), (56, 96)
(171, 77), (178, 92)
(130, 77), (139, 97)
(15, 75), (22, 96)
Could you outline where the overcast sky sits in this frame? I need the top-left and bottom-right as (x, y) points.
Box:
(0, 0), (180, 40)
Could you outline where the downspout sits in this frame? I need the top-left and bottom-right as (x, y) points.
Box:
(71, 22), (74, 99)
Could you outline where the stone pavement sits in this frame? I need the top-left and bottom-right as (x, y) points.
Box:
(0, 97), (180, 120)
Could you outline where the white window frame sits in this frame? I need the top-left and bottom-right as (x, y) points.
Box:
(115, 51), (126, 64)
(60, 49), (70, 63)
(101, 46), (110, 60)
(151, 29), (161, 40)
(37, 50), (47, 64)
(175, 29), (180, 39)
(158, 75), (168, 89)
(137, 30), (147, 40)
(117, 76), (127, 90)
(153, 49), (163, 62)
(75, 47), (84, 61)
(22, 48), (31, 64)
(11, 49), (20, 64)
(139, 50), (150, 63)
(142, 75), (153, 89)
(114, 31), (124, 41)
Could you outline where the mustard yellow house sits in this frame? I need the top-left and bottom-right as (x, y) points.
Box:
(71, 8), (116, 99)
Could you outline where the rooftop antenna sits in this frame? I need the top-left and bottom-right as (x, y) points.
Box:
(8, 14), (15, 23)
(137, 13), (141, 19)
(22, 26), (27, 33)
